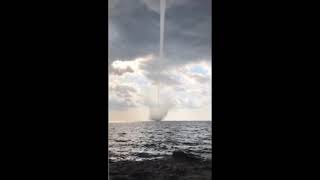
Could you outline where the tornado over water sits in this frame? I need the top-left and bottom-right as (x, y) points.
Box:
(149, 0), (170, 121)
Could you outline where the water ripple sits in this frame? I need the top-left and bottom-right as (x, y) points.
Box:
(108, 121), (212, 162)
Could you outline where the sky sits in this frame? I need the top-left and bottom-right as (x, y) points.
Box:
(108, 0), (212, 122)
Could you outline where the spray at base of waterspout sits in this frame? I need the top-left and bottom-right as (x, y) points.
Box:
(149, 103), (171, 121)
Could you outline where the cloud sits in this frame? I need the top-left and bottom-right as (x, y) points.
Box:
(140, 0), (188, 14)
(109, 58), (211, 110)
(109, 84), (140, 109)
(108, 0), (212, 111)
(190, 73), (210, 83)
(108, 0), (211, 65)
(113, 85), (137, 96)
(109, 65), (134, 76)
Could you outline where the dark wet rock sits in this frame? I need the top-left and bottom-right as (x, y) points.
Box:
(159, 164), (169, 170)
(168, 175), (179, 180)
(173, 166), (186, 175)
(129, 172), (154, 180)
(172, 151), (199, 161)
(108, 155), (212, 180)
(111, 175), (129, 180)
(172, 151), (187, 158)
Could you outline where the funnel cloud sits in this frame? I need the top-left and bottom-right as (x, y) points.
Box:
(148, 0), (169, 121)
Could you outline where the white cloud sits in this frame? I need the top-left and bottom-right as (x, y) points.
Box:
(109, 65), (134, 76)
(109, 56), (211, 110)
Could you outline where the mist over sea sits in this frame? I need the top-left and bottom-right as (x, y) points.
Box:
(108, 121), (212, 162)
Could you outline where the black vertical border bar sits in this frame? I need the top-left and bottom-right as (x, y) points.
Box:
(213, 0), (225, 178)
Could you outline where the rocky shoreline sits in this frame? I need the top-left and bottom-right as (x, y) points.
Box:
(108, 151), (212, 180)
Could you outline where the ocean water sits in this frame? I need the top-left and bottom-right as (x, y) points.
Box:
(108, 121), (212, 162)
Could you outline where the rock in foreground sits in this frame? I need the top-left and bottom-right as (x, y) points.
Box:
(108, 151), (212, 180)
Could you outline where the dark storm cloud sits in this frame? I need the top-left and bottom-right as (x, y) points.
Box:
(108, 0), (211, 65)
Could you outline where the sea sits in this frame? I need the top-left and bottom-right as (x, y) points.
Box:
(108, 121), (212, 162)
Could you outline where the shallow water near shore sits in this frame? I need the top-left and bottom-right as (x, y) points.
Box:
(108, 121), (212, 162)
